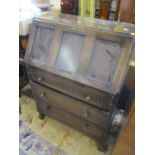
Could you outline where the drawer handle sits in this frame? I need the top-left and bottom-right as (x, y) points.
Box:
(86, 95), (91, 101)
(37, 76), (42, 81)
(40, 93), (45, 98)
(84, 111), (89, 118)
(84, 123), (89, 130)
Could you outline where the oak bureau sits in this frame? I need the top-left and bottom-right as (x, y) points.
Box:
(24, 12), (135, 150)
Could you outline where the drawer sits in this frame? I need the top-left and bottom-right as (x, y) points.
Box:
(28, 67), (114, 111)
(30, 81), (110, 129)
(36, 99), (106, 140)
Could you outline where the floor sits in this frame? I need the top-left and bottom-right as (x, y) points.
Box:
(19, 95), (115, 155)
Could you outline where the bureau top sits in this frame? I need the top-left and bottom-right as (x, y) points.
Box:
(34, 12), (135, 36)
(25, 12), (135, 95)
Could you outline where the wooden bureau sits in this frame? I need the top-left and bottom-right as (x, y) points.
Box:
(24, 12), (135, 151)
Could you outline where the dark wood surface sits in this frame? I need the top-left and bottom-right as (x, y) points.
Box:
(24, 13), (135, 150)
(28, 66), (114, 111)
(99, 0), (110, 19)
(20, 84), (33, 98)
(19, 63), (28, 89)
(112, 100), (135, 155)
(36, 99), (106, 140)
(30, 81), (111, 129)
(61, 0), (79, 15)
(19, 35), (29, 92)
(24, 13), (135, 94)
(117, 0), (135, 23)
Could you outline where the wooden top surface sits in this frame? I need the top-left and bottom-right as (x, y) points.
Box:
(34, 12), (135, 37)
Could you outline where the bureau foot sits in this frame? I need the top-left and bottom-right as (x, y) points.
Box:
(98, 144), (108, 152)
(39, 113), (45, 120)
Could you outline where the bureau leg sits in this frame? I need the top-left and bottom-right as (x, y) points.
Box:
(39, 112), (45, 120)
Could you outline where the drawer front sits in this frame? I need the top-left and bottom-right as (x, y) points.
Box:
(31, 81), (110, 128)
(28, 67), (114, 111)
(36, 99), (105, 140)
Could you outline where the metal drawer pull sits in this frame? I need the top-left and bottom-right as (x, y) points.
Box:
(86, 95), (91, 101)
(37, 76), (42, 81)
(40, 93), (45, 98)
(84, 112), (89, 117)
